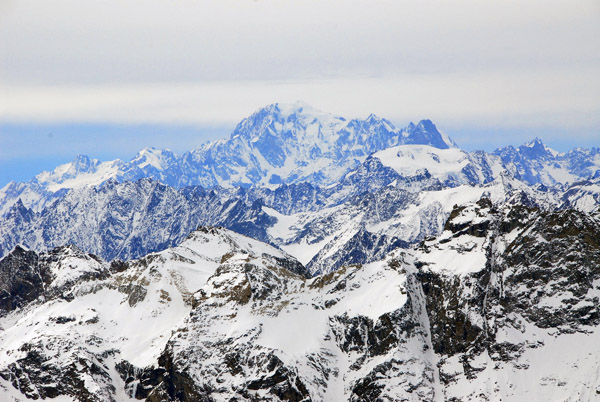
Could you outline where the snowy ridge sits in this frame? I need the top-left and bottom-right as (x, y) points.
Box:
(560, 177), (600, 214)
(0, 159), (567, 271)
(0, 227), (306, 401)
(373, 144), (503, 186)
(493, 140), (600, 187)
(261, 173), (557, 275)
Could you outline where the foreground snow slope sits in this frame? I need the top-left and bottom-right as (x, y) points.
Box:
(1, 192), (600, 400)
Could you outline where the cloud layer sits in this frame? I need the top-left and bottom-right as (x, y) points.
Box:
(1, 0), (599, 138)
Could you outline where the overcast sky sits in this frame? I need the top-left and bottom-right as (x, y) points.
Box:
(1, 0), (599, 184)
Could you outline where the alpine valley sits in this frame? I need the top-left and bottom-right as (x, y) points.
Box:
(1, 102), (599, 401)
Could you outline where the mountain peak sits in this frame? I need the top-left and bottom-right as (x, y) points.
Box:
(253, 101), (326, 121)
(273, 101), (316, 116)
(129, 147), (175, 171)
(519, 138), (560, 159)
(402, 119), (457, 149)
(416, 119), (436, 131)
(72, 153), (91, 165)
(69, 154), (97, 174)
(524, 137), (544, 148)
(366, 113), (381, 122)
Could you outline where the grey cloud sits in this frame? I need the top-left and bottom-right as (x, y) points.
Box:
(0, 0), (598, 144)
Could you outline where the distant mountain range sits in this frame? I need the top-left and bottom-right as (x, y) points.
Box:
(1, 102), (598, 217)
(0, 102), (456, 215)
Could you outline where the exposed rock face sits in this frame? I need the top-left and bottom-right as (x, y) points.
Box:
(1, 339), (118, 402)
(127, 252), (439, 402)
(0, 245), (108, 315)
(414, 198), (600, 400)
(0, 228), (313, 402)
(0, 179), (279, 262)
(0, 246), (47, 313)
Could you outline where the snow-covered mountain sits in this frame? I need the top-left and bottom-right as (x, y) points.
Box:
(1, 198), (599, 401)
(183, 103), (457, 189)
(0, 227), (306, 401)
(2, 103), (598, 219)
(559, 177), (600, 214)
(265, 173), (558, 275)
(1, 102), (599, 401)
(372, 144), (502, 187)
(0, 155), (562, 272)
(0, 178), (280, 261)
(2, 104), (597, 220)
(0, 142), (588, 272)
(0, 103), (456, 216)
(493, 138), (600, 186)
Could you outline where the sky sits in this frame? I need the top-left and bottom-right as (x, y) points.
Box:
(1, 0), (599, 186)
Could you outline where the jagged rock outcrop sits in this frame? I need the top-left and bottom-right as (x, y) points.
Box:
(0, 228), (309, 401)
(414, 197), (600, 400)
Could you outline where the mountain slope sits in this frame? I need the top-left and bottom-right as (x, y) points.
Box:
(0, 179), (280, 261)
(414, 197), (600, 400)
(373, 144), (503, 187)
(1, 198), (599, 400)
(0, 227), (306, 401)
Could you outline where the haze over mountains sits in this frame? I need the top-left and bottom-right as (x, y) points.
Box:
(0, 102), (599, 401)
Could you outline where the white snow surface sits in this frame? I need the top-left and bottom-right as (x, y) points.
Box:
(374, 144), (471, 179)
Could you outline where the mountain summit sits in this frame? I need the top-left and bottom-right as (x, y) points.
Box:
(402, 119), (458, 149)
(186, 102), (458, 188)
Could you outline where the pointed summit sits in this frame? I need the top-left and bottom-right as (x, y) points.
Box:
(72, 154), (92, 168)
(129, 147), (175, 171)
(401, 119), (458, 149)
(518, 138), (559, 160)
(523, 137), (544, 148)
(67, 154), (99, 176)
(366, 113), (381, 123)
